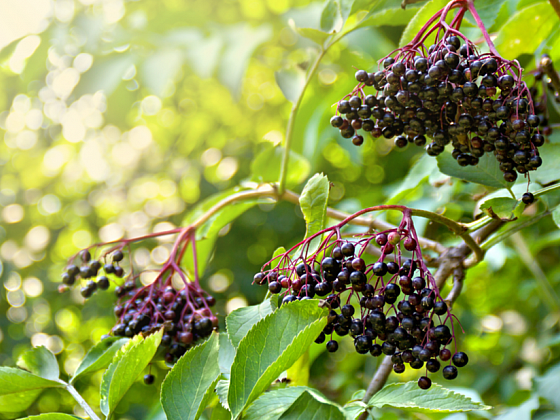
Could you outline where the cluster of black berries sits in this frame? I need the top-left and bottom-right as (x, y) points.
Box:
(255, 226), (468, 389)
(331, 35), (544, 182)
(61, 249), (125, 298)
(111, 278), (217, 365)
(62, 246), (218, 365)
(530, 54), (558, 137)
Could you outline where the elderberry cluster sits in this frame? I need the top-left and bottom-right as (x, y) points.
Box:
(61, 246), (218, 365)
(60, 249), (125, 298)
(331, 35), (543, 182)
(255, 224), (468, 389)
(112, 281), (217, 365)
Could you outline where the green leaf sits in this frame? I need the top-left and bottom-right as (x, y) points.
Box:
(298, 173), (330, 256)
(279, 390), (347, 420)
(464, 0), (507, 30)
(343, 400), (368, 420)
(210, 403), (232, 420)
(320, 0), (341, 32)
(100, 330), (163, 417)
(71, 337), (129, 383)
(553, 207), (560, 229)
(480, 197), (518, 220)
(493, 395), (539, 420)
(293, 27), (330, 45)
(275, 67), (306, 103)
(18, 415), (83, 420)
(345, 2), (421, 33)
(218, 333), (236, 379)
(400, 0), (450, 47)
(286, 351), (310, 387)
(17, 346), (59, 381)
(140, 48), (184, 97)
(367, 382), (491, 413)
(386, 155), (438, 204)
(161, 333), (221, 420)
(437, 152), (509, 189)
(227, 299), (329, 419)
(217, 23), (272, 98)
(216, 379), (230, 410)
(74, 54), (135, 97)
(494, 2), (557, 59)
(251, 143), (311, 188)
(245, 387), (346, 420)
(0, 367), (62, 413)
(535, 361), (560, 411)
(532, 143), (560, 185)
(226, 299), (276, 348)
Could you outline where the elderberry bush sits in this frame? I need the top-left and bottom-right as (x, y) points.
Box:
(254, 210), (468, 389)
(330, 14), (543, 182)
(60, 238), (218, 365)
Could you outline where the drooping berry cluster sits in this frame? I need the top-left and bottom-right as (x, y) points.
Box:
(60, 229), (218, 364)
(254, 208), (468, 389)
(330, 0), (543, 182)
(60, 249), (124, 298)
(111, 275), (217, 364)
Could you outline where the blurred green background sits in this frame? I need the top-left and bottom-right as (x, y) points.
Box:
(1, 0), (560, 418)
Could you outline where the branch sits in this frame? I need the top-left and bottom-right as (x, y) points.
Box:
(540, 54), (560, 95)
(480, 210), (552, 251)
(278, 49), (326, 196)
(549, 0), (560, 21)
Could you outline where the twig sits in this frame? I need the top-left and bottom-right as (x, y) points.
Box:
(281, 190), (447, 254)
(540, 54), (560, 96)
(480, 211), (552, 251)
(549, 0), (560, 21)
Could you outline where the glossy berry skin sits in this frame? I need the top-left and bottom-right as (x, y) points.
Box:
(522, 192), (535, 205)
(97, 276), (110, 290)
(144, 374), (155, 385)
(452, 352), (469, 367)
(443, 365), (458, 380)
(440, 348), (452, 361)
(418, 376), (432, 389)
(326, 340), (339, 352)
(113, 250), (124, 262)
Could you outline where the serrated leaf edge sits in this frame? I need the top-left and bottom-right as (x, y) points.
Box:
(367, 382), (492, 412)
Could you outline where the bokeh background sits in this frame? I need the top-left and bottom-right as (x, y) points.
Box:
(1, 0), (560, 418)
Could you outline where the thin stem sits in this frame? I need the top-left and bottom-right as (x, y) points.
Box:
(65, 383), (101, 420)
(465, 0), (501, 57)
(281, 190), (447, 254)
(463, 215), (493, 233)
(511, 232), (560, 312)
(278, 49), (326, 196)
(409, 208), (485, 263)
(506, 187), (516, 200)
(480, 210), (552, 250)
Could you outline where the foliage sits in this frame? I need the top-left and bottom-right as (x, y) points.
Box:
(1, 0), (560, 419)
